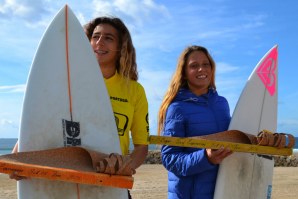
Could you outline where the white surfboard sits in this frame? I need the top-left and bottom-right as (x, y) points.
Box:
(18, 5), (128, 199)
(214, 45), (278, 199)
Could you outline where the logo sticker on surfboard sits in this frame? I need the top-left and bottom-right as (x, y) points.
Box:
(62, 119), (81, 146)
(266, 185), (272, 199)
(257, 47), (277, 96)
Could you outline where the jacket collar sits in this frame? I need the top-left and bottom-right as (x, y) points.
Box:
(174, 88), (217, 104)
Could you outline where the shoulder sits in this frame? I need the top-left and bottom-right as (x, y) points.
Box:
(132, 80), (145, 92)
(217, 95), (229, 104)
(115, 75), (146, 96)
(211, 90), (229, 104)
(121, 80), (148, 106)
(211, 92), (230, 117)
(166, 101), (186, 120)
(127, 80), (146, 98)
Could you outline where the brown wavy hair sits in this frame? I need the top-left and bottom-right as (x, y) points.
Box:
(157, 45), (216, 135)
(84, 17), (138, 81)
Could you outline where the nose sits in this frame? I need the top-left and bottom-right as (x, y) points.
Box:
(197, 66), (203, 71)
(96, 36), (104, 46)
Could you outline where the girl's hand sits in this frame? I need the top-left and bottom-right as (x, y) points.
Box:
(9, 171), (28, 181)
(206, 147), (233, 165)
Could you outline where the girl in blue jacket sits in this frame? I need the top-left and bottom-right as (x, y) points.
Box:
(158, 45), (232, 199)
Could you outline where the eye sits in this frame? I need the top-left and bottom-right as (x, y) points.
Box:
(189, 63), (199, 69)
(92, 35), (99, 40)
(202, 63), (211, 68)
(105, 36), (114, 41)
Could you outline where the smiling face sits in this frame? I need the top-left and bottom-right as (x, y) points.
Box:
(90, 23), (119, 70)
(185, 50), (212, 96)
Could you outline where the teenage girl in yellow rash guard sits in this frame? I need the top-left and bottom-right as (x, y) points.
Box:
(11, 17), (150, 198)
(84, 17), (149, 198)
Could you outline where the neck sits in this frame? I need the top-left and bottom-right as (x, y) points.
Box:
(189, 87), (209, 96)
(100, 65), (116, 79)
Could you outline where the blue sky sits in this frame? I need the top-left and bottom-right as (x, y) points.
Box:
(0, 0), (297, 138)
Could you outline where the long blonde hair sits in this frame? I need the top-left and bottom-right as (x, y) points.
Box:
(157, 45), (216, 135)
(84, 17), (138, 81)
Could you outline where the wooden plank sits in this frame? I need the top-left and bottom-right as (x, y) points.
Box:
(149, 135), (292, 156)
(0, 160), (133, 189)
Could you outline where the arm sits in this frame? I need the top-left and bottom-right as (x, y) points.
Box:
(205, 95), (232, 164)
(162, 145), (215, 176)
(161, 105), (216, 176)
(12, 142), (18, 153)
(129, 83), (149, 170)
(129, 144), (148, 170)
(10, 141), (27, 180)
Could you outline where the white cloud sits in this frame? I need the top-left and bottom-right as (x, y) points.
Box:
(0, 84), (26, 93)
(76, 12), (88, 25)
(279, 120), (298, 126)
(216, 62), (239, 74)
(196, 17), (264, 42)
(0, 0), (49, 23)
(0, 119), (19, 138)
(1, 119), (13, 125)
(91, 0), (170, 26)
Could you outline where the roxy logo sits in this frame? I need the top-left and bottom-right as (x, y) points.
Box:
(257, 47), (277, 96)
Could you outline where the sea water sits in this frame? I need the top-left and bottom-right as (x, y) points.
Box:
(0, 138), (17, 155)
(0, 138), (159, 155)
(0, 137), (297, 155)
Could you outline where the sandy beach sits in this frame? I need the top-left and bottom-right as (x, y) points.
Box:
(0, 164), (297, 199)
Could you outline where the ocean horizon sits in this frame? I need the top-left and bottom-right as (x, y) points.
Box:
(1, 137), (297, 155)
(0, 138), (159, 155)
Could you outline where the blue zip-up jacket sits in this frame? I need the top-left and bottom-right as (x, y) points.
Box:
(161, 88), (231, 199)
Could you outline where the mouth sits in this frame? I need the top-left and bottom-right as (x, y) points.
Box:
(196, 74), (207, 79)
(94, 49), (108, 55)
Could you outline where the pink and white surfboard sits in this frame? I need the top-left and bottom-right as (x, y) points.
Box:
(214, 45), (278, 199)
